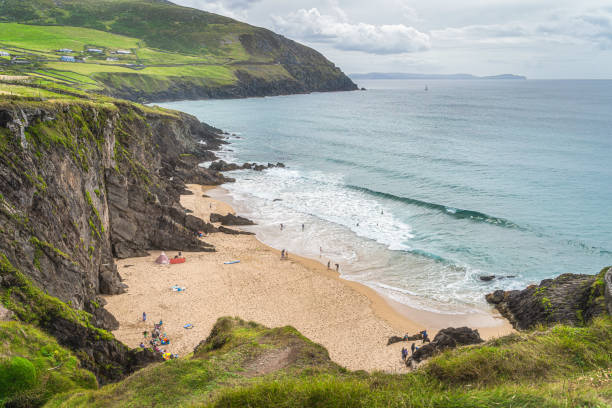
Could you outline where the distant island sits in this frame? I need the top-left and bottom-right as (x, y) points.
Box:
(350, 73), (527, 80)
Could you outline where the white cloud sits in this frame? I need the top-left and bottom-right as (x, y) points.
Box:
(538, 10), (612, 49)
(431, 8), (612, 49)
(271, 8), (431, 54)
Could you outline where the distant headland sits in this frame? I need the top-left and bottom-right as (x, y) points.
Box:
(350, 73), (527, 80)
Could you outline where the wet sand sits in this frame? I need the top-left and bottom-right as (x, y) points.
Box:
(104, 184), (513, 373)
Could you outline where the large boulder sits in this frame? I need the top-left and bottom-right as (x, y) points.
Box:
(218, 226), (255, 236)
(386, 333), (423, 346)
(409, 327), (483, 363)
(210, 213), (255, 226)
(486, 268), (610, 330)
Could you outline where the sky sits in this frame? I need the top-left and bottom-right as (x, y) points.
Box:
(171, 0), (612, 78)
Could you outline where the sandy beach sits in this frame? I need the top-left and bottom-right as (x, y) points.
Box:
(104, 184), (513, 373)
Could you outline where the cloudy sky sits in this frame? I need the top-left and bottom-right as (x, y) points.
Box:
(172, 0), (612, 78)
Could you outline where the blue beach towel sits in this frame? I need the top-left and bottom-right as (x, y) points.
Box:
(224, 261), (240, 264)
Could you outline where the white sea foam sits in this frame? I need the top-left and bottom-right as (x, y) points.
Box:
(209, 163), (501, 314)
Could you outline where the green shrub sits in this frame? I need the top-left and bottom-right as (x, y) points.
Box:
(0, 356), (37, 400)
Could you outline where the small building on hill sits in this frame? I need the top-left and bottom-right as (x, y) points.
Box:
(60, 56), (76, 62)
(116, 49), (132, 55)
(86, 48), (103, 53)
(58, 48), (73, 53)
(0, 51), (10, 57)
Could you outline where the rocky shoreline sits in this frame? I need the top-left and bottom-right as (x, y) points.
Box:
(486, 267), (611, 330)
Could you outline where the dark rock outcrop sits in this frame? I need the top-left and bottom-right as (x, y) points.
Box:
(210, 213), (255, 226)
(387, 333), (423, 346)
(486, 268), (611, 330)
(480, 275), (496, 282)
(218, 226), (256, 236)
(209, 160), (285, 172)
(45, 315), (162, 385)
(408, 327), (483, 364)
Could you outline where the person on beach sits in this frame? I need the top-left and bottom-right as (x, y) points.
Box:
(285, 250), (289, 259)
(302, 223), (305, 231)
(411, 343), (416, 355)
(401, 347), (408, 361)
(142, 312), (146, 322)
(143, 331), (148, 339)
(327, 261), (330, 269)
(320, 246), (323, 257)
(280, 223), (284, 231)
(420, 330), (430, 343)
(281, 249), (285, 259)
(335, 263), (339, 272)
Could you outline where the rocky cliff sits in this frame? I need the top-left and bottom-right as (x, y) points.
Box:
(0, 98), (228, 382)
(486, 267), (611, 330)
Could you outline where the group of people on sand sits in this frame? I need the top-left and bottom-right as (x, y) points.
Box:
(139, 313), (178, 360)
(278, 225), (342, 272)
(400, 330), (429, 363)
(326, 260), (340, 272)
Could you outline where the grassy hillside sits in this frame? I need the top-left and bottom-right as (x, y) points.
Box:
(0, 321), (97, 407)
(42, 316), (612, 408)
(0, 0), (356, 102)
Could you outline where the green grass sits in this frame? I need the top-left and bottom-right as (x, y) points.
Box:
(0, 22), (140, 52)
(0, 321), (97, 407)
(43, 62), (134, 75)
(140, 65), (236, 82)
(0, 82), (75, 99)
(45, 316), (612, 408)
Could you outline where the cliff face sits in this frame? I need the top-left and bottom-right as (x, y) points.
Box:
(486, 267), (611, 330)
(0, 101), (226, 313)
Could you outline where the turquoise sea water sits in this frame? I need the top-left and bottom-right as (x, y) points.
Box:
(159, 80), (612, 314)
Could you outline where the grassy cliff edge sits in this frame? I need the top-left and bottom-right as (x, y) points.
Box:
(41, 315), (612, 407)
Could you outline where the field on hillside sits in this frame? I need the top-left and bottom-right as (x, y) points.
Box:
(0, 21), (284, 98)
(0, 23), (140, 51)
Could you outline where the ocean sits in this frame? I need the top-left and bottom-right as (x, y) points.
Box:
(158, 79), (612, 316)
